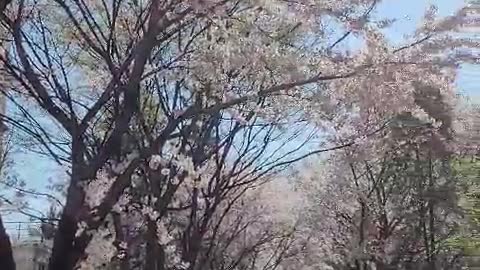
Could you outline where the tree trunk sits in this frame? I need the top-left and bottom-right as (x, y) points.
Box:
(1, 1), (14, 269)
(48, 155), (88, 270)
(0, 214), (16, 270)
(145, 220), (165, 270)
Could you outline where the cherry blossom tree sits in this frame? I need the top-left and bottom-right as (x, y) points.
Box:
(294, 77), (473, 270)
(0, 0), (479, 269)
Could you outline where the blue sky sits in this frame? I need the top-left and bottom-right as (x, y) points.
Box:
(3, 0), (479, 230)
(377, 0), (465, 39)
(341, 0), (479, 100)
(375, 0), (479, 101)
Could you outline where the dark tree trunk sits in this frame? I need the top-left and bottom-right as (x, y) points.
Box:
(48, 150), (88, 270)
(0, 214), (16, 270)
(145, 220), (165, 270)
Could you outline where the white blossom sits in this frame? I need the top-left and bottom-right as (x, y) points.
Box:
(149, 155), (163, 170)
(77, 217), (117, 270)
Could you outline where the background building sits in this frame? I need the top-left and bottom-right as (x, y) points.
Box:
(12, 241), (50, 270)
(4, 221), (52, 270)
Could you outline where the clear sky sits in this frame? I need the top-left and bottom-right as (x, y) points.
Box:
(3, 0), (479, 233)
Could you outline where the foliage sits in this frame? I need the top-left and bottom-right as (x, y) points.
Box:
(447, 158), (480, 257)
